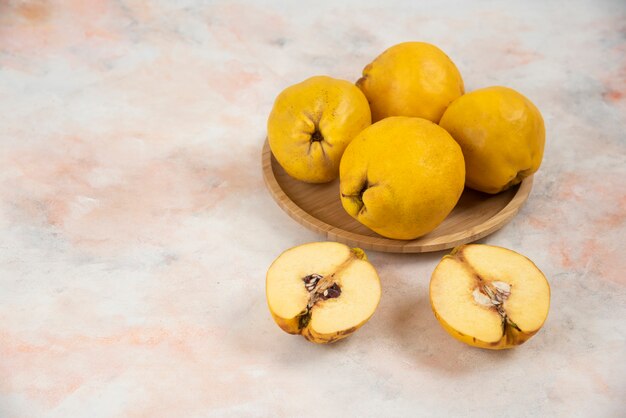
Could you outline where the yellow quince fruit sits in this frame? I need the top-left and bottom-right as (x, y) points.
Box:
(340, 117), (465, 240)
(430, 244), (550, 349)
(266, 242), (381, 344)
(267, 76), (371, 183)
(357, 42), (464, 123)
(439, 86), (545, 194)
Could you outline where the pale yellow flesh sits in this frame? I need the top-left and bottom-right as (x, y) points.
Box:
(430, 244), (550, 348)
(430, 257), (503, 343)
(309, 259), (381, 334)
(461, 245), (550, 333)
(266, 242), (351, 320)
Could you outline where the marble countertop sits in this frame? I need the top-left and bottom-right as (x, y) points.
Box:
(1, 1), (625, 417)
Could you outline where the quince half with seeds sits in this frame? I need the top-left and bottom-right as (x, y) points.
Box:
(430, 244), (550, 349)
(266, 242), (381, 343)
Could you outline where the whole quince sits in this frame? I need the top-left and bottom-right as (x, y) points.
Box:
(357, 42), (464, 123)
(340, 117), (465, 240)
(267, 76), (371, 183)
(439, 86), (545, 194)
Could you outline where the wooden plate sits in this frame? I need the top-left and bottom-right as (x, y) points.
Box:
(262, 140), (533, 253)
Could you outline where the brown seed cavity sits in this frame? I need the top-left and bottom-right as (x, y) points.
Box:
(303, 274), (323, 292)
(321, 283), (341, 300)
(302, 273), (342, 312)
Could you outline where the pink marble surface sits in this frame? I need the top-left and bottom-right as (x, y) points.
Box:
(1, 0), (625, 417)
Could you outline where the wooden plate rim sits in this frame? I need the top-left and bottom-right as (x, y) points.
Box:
(261, 139), (533, 253)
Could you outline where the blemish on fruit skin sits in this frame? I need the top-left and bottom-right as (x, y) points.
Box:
(337, 326), (357, 337)
(356, 75), (368, 89)
(298, 311), (311, 329)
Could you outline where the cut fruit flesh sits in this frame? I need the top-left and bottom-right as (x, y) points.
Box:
(266, 242), (381, 343)
(462, 245), (550, 334)
(431, 257), (504, 343)
(310, 259), (380, 334)
(266, 242), (350, 321)
(430, 244), (550, 349)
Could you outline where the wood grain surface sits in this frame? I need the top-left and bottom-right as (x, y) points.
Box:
(262, 139), (533, 253)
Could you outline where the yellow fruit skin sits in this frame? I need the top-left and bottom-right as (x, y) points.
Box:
(340, 117), (465, 240)
(269, 311), (301, 335)
(432, 309), (537, 350)
(357, 42), (464, 123)
(301, 324), (361, 344)
(272, 308), (369, 344)
(266, 247), (376, 344)
(268, 76), (371, 183)
(439, 86), (545, 194)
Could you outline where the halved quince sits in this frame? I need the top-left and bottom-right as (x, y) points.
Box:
(266, 242), (381, 344)
(430, 244), (550, 349)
